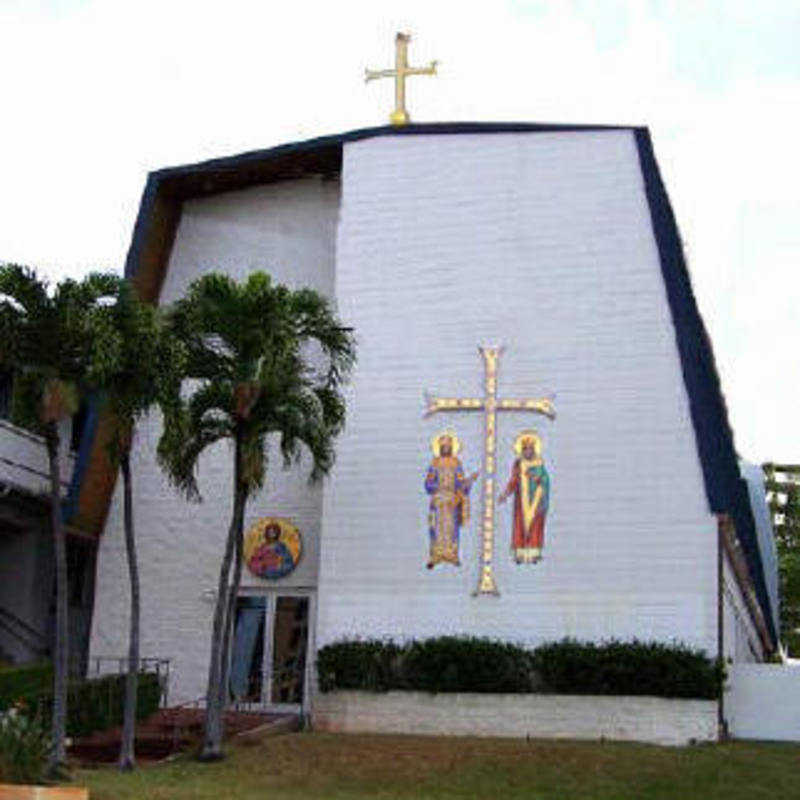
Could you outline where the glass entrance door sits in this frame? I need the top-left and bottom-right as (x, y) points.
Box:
(229, 593), (312, 711)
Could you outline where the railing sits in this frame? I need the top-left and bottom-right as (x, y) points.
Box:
(87, 656), (171, 707)
(0, 605), (50, 660)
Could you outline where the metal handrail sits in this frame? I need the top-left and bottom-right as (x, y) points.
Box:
(0, 606), (49, 657)
(87, 656), (171, 707)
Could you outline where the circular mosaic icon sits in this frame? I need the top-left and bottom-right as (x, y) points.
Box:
(243, 517), (302, 580)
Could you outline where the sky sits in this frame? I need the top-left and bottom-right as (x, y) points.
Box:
(0, 0), (798, 464)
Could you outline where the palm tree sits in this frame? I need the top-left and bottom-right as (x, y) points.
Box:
(0, 264), (119, 774)
(158, 272), (355, 761)
(85, 277), (183, 771)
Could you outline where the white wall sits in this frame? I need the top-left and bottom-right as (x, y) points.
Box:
(90, 176), (340, 703)
(317, 131), (718, 653)
(727, 664), (800, 741)
(313, 691), (718, 747)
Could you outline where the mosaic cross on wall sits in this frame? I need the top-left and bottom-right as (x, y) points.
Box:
(423, 346), (556, 593)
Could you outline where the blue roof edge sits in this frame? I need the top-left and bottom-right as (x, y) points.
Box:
(634, 128), (777, 648)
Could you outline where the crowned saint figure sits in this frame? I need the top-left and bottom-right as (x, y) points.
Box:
(499, 430), (551, 564)
(424, 431), (478, 569)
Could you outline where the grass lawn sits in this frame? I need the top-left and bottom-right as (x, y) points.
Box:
(78, 733), (800, 800)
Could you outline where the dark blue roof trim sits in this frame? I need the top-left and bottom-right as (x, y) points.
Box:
(124, 175), (161, 280)
(124, 122), (630, 280)
(63, 395), (100, 524)
(149, 121), (628, 182)
(634, 129), (776, 647)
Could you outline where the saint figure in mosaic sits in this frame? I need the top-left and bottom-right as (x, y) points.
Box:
(499, 430), (550, 564)
(244, 518), (302, 579)
(424, 431), (478, 569)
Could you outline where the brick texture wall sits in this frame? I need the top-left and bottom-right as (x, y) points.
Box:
(317, 130), (718, 653)
(89, 177), (339, 703)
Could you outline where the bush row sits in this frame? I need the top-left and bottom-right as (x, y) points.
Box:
(0, 663), (163, 737)
(316, 637), (724, 699)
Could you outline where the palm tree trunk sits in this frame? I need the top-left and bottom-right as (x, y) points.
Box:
(201, 435), (247, 761)
(45, 425), (68, 775)
(118, 450), (139, 771)
(218, 520), (244, 712)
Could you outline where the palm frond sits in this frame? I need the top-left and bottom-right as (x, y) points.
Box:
(157, 408), (230, 501)
(159, 270), (356, 497)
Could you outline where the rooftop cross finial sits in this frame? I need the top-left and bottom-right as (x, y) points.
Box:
(365, 32), (438, 126)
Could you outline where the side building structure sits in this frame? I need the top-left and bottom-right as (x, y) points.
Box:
(0, 372), (97, 671)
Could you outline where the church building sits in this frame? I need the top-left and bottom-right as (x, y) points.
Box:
(82, 120), (778, 720)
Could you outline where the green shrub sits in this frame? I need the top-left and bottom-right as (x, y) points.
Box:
(531, 639), (725, 700)
(403, 637), (535, 694)
(0, 662), (53, 712)
(316, 637), (724, 699)
(0, 665), (163, 739)
(0, 704), (50, 784)
(35, 672), (163, 738)
(317, 640), (403, 693)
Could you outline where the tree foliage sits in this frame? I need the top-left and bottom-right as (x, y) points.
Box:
(86, 277), (184, 459)
(0, 264), (119, 432)
(158, 272), (354, 499)
(84, 275), (184, 771)
(0, 263), (121, 773)
(763, 463), (800, 655)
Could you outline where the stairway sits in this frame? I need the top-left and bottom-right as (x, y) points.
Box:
(68, 707), (299, 764)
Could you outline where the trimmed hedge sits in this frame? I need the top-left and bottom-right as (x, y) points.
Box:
(530, 639), (723, 699)
(404, 637), (537, 694)
(0, 663), (163, 737)
(317, 637), (724, 700)
(315, 640), (403, 693)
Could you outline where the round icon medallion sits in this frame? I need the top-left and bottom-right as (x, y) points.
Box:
(244, 517), (302, 579)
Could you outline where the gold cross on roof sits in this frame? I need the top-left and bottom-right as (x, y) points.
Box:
(365, 32), (438, 126)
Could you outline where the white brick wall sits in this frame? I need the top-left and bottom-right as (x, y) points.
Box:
(89, 177), (339, 703)
(313, 690), (718, 746)
(317, 131), (718, 653)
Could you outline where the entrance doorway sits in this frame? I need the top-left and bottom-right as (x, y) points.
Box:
(229, 592), (312, 712)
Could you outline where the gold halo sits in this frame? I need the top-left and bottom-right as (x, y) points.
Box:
(513, 429), (542, 457)
(243, 516), (302, 564)
(430, 429), (461, 457)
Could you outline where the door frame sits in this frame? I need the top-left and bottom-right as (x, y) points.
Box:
(235, 586), (316, 714)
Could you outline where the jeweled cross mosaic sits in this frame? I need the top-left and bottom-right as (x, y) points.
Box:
(424, 346), (556, 596)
